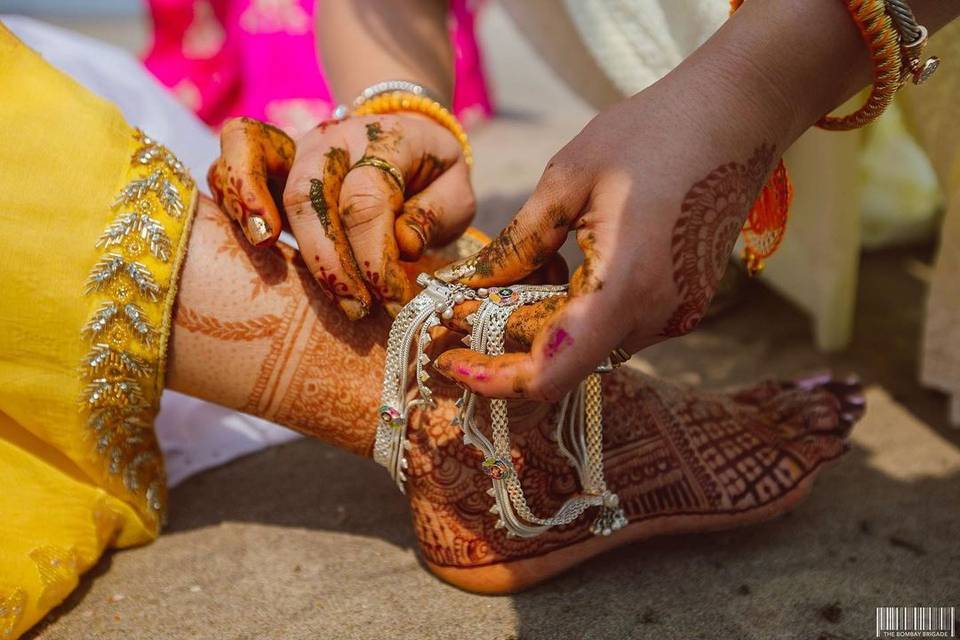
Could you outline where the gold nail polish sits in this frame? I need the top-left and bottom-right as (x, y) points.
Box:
(434, 260), (476, 283)
(338, 297), (369, 321)
(246, 215), (272, 244)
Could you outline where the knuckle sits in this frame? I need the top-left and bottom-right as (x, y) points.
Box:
(221, 116), (256, 138)
(340, 191), (388, 231)
(460, 188), (478, 217)
(281, 182), (312, 214)
(541, 153), (574, 183)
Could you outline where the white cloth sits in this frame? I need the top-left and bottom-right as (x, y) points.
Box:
(553, 0), (941, 248)
(562, 0), (725, 97)
(4, 15), (300, 486)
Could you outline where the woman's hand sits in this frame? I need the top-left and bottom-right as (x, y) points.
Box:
(428, 0), (918, 402)
(430, 26), (820, 401)
(208, 114), (474, 319)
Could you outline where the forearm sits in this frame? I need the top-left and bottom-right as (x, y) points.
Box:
(166, 198), (389, 455)
(317, 0), (454, 104)
(679, 0), (959, 151)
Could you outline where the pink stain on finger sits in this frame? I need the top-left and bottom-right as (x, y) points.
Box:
(543, 328), (574, 359)
(455, 363), (489, 382)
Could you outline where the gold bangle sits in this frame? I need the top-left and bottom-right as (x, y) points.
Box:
(351, 92), (474, 167)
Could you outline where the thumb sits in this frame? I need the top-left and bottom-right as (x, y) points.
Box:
(434, 225), (628, 401)
(433, 284), (626, 401)
(433, 162), (589, 286)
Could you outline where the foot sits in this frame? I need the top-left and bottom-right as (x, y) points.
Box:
(404, 367), (864, 593)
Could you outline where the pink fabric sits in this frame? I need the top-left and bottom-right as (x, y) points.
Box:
(143, 0), (493, 135)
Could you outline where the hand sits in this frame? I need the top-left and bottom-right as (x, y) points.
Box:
(431, 55), (795, 402)
(208, 114), (475, 319)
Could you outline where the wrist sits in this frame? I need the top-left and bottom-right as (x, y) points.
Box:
(691, 0), (873, 144)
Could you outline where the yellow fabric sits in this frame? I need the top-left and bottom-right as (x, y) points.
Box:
(0, 24), (196, 638)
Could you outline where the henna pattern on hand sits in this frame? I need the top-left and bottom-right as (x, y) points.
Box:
(309, 178), (332, 236)
(310, 147), (351, 239)
(365, 121), (383, 142)
(406, 153), (452, 194)
(365, 122), (402, 155)
(661, 144), (776, 337)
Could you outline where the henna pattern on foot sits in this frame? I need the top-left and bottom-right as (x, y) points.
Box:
(404, 367), (857, 582)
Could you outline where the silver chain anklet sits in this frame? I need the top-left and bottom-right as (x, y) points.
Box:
(375, 274), (627, 539)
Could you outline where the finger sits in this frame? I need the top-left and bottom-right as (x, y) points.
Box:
(444, 296), (567, 349)
(439, 254), (568, 347)
(340, 118), (461, 314)
(520, 254), (569, 285)
(339, 151), (411, 315)
(211, 117), (295, 246)
(433, 227), (628, 400)
(433, 163), (589, 286)
(283, 140), (373, 319)
(434, 292), (623, 400)
(395, 156), (475, 260)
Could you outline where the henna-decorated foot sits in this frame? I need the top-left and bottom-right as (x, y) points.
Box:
(403, 368), (863, 593)
(171, 207), (863, 594)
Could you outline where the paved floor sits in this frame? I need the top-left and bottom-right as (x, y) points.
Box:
(12, 6), (960, 640)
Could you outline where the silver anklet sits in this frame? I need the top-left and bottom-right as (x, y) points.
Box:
(375, 274), (627, 539)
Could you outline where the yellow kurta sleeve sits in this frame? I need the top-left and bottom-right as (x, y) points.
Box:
(0, 23), (196, 638)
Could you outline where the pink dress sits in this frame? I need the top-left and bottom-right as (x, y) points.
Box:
(143, 0), (493, 135)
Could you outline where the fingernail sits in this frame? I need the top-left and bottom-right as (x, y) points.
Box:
(432, 358), (453, 381)
(338, 297), (369, 321)
(406, 220), (428, 248)
(246, 215), (272, 245)
(434, 259), (476, 283)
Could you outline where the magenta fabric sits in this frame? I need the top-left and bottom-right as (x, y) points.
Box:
(143, 0), (493, 135)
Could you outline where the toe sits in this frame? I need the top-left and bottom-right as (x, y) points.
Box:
(818, 375), (865, 436)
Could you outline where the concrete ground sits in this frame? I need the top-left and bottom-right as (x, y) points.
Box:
(15, 5), (960, 639)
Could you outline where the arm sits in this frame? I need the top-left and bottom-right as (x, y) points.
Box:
(432, 0), (960, 400)
(317, 0), (453, 104)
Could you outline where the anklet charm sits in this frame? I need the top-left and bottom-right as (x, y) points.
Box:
(375, 274), (626, 539)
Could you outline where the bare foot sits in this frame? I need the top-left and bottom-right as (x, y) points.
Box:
(170, 207), (864, 593)
(404, 368), (863, 593)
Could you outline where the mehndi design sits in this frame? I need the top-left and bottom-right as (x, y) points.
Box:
(376, 275), (626, 538)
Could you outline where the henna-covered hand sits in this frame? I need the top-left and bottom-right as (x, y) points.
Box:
(431, 63), (792, 401)
(208, 114), (475, 319)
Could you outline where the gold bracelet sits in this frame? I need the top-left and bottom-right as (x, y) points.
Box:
(351, 91), (473, 167)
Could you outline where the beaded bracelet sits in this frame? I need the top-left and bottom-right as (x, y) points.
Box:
(351, 91), (474, 167)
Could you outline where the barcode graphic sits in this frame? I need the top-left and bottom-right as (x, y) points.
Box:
(876, 607), (956, 637)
